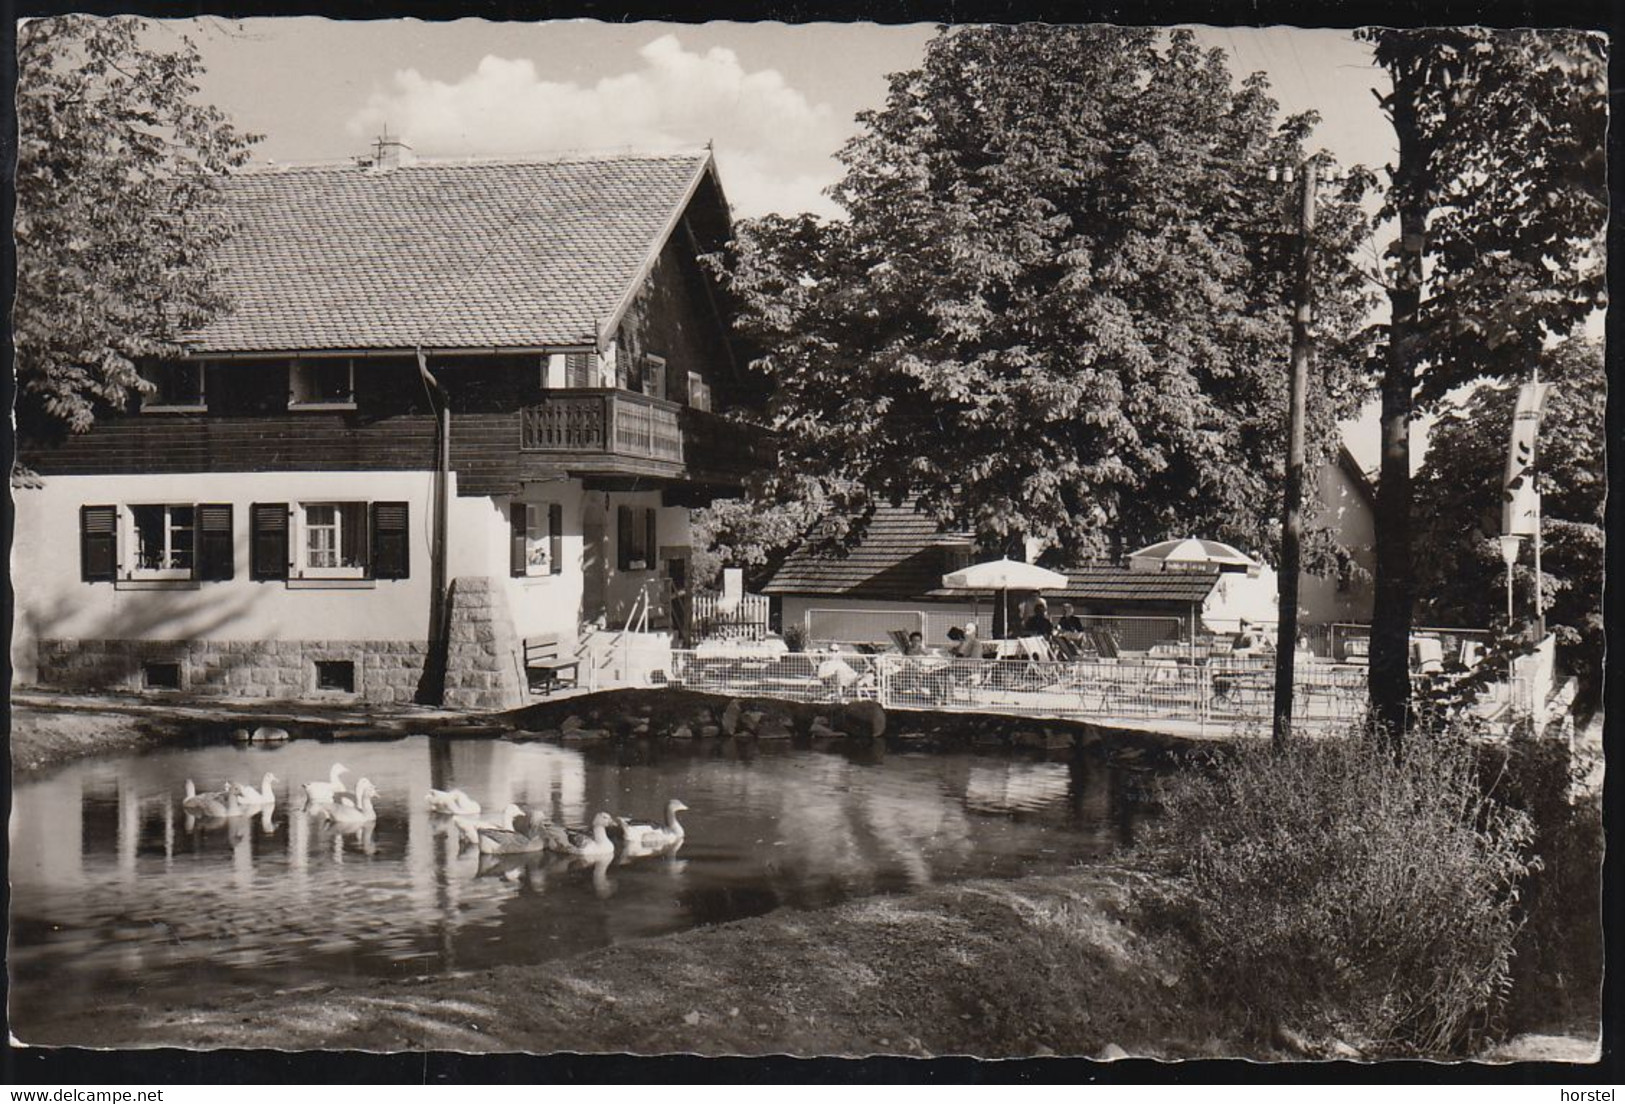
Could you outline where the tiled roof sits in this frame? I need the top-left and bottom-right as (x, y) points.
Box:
(1049, 563), (1220, 604)
(186, 153), (714, 353)
(765, 502), (1219, 606)
(762, 504), (973, 598)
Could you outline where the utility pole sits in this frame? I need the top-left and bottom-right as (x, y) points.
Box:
(1271, 157), (1329, 749)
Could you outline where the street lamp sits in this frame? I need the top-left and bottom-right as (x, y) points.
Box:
(1498, 534), (1523, 622)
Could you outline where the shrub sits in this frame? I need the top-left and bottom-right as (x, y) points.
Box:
(1147, 725), (1536, 1056)
(782, 624), (808, 653)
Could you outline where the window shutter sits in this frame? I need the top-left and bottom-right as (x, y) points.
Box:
(510, 502), (528, 577)
(371, 501), (410, 580)
(197, 504), (235, 581)
(617, 505), (633, 571)
(644, 508), (657, 571)
(548, 503), (563, 575)
(566, 352), (592, 389)
(80, 505), (118, 582)
(250, 503), (289, 581)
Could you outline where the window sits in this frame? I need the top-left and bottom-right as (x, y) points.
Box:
(511, 502), (564, 577)
(642, 355), (666, 401)
(130, 505), (196, 577)
(143, 662), (182, 690)
(249, 501), (409, 581)
(616, 505), (657, 572)
(81, 504), (233, 582)
(144, 362), (205, 410)
(315, 660), (355, 693)
(289, 359), (356, 408)
(688, 371), (711, 412)
(300, 502), (368, 577)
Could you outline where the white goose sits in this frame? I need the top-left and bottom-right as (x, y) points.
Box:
(301, 763), (350, 806)
(547, 811), (616, 859)
(426, 788), (481, 817)
(319, 778), (378, 827)
(182, 779), (233, 816)
(234, 771), (278, 807)
(614, 800), (688, 852)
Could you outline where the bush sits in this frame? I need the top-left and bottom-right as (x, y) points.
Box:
(1147, 726), (1536, 1056)
(782, 624), (807, 653)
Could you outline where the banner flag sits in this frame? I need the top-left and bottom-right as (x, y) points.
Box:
(1501, 380), (1552, 536)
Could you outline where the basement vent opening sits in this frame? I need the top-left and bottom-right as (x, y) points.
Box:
(315, 660), (356, 693)
(143, 662), (182, 690)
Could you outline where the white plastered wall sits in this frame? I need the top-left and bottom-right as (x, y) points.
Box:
(9, 469), (500, 682)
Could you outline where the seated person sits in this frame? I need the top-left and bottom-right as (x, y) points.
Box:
(949, 622), (982, 659)
(1056, 602), (1085, 635)
(903, 631), (928, 656)
(1232, 620), (1261, 656)
(1021, 599), (1054, 639)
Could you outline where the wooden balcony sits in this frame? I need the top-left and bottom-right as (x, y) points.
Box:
(518, 388), (772, 489)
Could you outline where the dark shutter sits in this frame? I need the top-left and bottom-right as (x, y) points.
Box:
(371, 501), (410, 580)
(644, 508), (657, 571)
(549, 503), (563, 575)
(510, 502), (528, 576)
(197, 504), (235, 581)
(617, 505), (633, 571)
(80, 505), (118, 582)
(565, 352), (592, 389)
(250, 503), (289, 581)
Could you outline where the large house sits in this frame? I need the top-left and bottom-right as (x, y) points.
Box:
(13, 142), (766, 709)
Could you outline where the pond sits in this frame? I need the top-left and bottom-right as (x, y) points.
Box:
(9, 732), (1161, 1027)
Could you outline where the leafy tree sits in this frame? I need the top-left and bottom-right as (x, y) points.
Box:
(1412, 338), (1604, 707)
(14, 16), (259, 440)
(712, 26), (1376, 566)
(1358, 29), (1605, 742)
(689, 495), (826, 592)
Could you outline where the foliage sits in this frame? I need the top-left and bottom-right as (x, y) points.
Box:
(712, 27), (1376, 564)
(1412, 338), (1604, 704)
(689, 495), (827, 591)
(1149, 726), (1535, 1056)
(1357, 29), (1606, 739)
(14, 16), (260, 438)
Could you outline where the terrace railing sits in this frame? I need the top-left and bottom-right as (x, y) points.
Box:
(521, 389), (684, 463)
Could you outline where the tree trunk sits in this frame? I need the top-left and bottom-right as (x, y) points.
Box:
(1370, 97), (1426, 751)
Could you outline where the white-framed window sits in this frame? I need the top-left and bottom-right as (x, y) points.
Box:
(642, 354), (666, 401)
(143, 362), (206, 411)
(128, 504), (197, 578)
(687, 371), (711, 412)
(289, 359), (356, 409)
(297, 501), (369, 578)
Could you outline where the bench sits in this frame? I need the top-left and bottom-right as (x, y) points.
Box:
(524, 634), (581, 696)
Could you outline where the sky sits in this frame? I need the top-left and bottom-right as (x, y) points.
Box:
(160, 19), (1486, 468)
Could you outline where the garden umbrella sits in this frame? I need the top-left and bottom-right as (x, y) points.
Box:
(1128, 537), (1260, 575)
(941, 558), (1068, 638)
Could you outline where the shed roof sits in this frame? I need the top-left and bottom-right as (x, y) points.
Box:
(186, 152), (721, 354)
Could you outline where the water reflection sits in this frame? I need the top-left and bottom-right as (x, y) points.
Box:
(10, 735), (1158, 1031)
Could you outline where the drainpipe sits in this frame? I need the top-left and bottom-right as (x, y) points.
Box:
(418, 348), (450, 703)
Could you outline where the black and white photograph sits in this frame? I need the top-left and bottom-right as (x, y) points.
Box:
(7, 13), (1609, 1069)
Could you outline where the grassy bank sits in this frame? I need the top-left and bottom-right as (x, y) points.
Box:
(14, 865), (1235, 1058)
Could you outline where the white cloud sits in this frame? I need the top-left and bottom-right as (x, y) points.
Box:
(347, 34), (845, 217)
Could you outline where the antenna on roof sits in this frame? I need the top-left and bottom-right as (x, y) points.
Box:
(368, 125), (415, 173)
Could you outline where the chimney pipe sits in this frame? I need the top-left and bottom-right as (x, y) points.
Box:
(369, 127), (415, 173)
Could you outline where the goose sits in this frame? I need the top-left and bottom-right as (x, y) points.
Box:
(301, 763), (350, 806)
(426, 788), (481, 817)
(614, 800), (688, 852)
(234, 771), (278, 807)
(319, 778), (378, 827)
(452, 804), (528, 848)
(546, 811), (616, 859)
(188, 782), (249, 819)
(182, 779), (232, 815)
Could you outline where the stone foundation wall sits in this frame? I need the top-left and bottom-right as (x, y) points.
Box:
(440, 576), (527, 712)
(35, 637), (430, 703)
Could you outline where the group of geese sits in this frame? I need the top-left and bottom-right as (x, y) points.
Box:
(426, 786), (689, 860)
(180, 761), (378, 828)
(181, 763), (689, 859)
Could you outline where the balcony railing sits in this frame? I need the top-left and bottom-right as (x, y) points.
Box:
(521, 389), (683, 463)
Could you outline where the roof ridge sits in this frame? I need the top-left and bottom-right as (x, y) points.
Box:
(239, 148), (710, 176)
